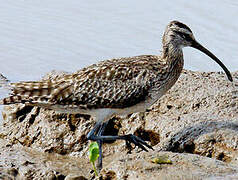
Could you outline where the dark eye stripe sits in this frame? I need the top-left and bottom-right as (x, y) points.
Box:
(174, 31), (191, 41)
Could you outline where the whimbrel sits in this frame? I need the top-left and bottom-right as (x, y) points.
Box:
(0, 21), (233, 169)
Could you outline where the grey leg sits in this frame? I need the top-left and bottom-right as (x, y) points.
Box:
(86, 121), (102, 140)
(96, 121), (109, 170)
(87, 121), (109, 170)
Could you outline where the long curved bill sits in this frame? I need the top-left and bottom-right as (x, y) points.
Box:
(191, 41), (233, 82)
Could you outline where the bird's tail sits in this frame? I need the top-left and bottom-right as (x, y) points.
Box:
(0, 78), (74, 106)
(0, 79), (58, 105)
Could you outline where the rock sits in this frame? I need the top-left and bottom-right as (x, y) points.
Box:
(0, 139), (90, 179)
(166, 120), (238, 165)
(65, 174), (88, 180)
(149, 70), (238, 165)
(0, 70), (238, 179)
(1, 138), (238, 180)
(101, 151), (238, 180)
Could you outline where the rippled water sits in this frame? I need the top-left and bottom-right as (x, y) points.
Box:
(0, 0), (238, 122)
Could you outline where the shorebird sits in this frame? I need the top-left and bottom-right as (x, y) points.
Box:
(0, 21), (233, 170)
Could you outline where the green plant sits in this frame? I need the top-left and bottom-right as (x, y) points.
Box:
(89, 142), (99, 176)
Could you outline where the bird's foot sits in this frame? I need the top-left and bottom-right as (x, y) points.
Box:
(122, 134), (154, 152)
(87, 122), (154, 171)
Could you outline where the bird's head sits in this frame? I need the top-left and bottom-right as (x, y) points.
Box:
(163, 21), (195, 48)
(162, 20), (233, 82)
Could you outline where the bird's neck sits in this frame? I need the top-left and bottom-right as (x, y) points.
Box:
(162, 42), (183, 58)
(161, 42), (184, 69)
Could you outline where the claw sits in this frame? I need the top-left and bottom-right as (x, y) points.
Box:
(123, 134), (154, 152)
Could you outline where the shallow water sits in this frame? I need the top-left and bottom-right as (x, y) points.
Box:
(0, 0), (238, 122)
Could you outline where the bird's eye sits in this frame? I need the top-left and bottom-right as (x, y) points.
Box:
(174, 31), (191, 40)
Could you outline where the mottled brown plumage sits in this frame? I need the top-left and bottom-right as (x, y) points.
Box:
(1, 54), (181, 111)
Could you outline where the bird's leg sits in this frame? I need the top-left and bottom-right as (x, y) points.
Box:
(86, 121), (102, 140)
(96, 121), (109, 170)
(87, 121), (153, 170)
(87, 121), (108, 170)
(87, 123), (153, 153)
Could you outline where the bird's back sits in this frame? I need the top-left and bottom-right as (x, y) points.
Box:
(0, 55), (173, 114)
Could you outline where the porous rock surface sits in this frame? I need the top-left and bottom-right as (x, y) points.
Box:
(0, 70), (238, 179)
